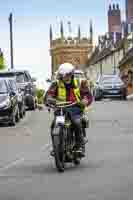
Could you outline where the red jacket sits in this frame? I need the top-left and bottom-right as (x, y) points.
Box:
(46, 78), (93, 107)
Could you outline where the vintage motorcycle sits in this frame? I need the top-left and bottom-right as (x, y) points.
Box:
(48, 101), (88, 172)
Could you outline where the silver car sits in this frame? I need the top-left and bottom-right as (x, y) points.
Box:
(95, 75), (127, 100)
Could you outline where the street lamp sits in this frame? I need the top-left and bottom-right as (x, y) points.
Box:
(9, 13), (14, 69)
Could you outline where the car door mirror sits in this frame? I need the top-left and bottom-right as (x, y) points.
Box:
(18, 88), (22, 93)
(10, 91), (16, 96)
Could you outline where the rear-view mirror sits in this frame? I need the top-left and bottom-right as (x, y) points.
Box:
(10, 91), (16, 96)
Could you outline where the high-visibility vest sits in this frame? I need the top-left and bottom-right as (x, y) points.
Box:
(57, 79), (81, 103)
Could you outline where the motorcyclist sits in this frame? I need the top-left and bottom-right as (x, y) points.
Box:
(45, 63), (93, 155)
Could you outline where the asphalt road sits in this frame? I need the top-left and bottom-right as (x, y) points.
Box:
(0, 100), (133, 200)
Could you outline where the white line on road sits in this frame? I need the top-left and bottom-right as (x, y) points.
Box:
(0, 143), (51, 172)
(0, 158), (25, 171)
(41, 143), (51, 151)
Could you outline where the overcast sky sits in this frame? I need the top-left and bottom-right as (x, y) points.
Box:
(0, 0), (125, 80)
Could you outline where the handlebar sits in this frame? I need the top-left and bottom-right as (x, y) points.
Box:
(47, 101), (78, 109)
(55, 101), (78, 108)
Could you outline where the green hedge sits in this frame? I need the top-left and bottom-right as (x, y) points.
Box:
(36, 89), (45, 104)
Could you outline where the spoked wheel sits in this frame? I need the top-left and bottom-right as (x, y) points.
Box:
(52, 127), (65, 172)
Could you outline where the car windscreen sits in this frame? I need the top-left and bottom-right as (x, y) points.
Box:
(0, 79), (8, 94)
(100, 77), (122, 84)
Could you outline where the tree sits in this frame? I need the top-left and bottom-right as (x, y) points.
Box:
(36, 89), (45, 104)
(0, 52), (6, 70)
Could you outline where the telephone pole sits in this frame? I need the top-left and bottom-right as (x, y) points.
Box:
(9, 13), (14, 69)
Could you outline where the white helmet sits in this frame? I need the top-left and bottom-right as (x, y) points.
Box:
(58, 63), (74, 77)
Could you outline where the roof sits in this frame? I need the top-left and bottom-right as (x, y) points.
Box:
(8, 69), (29, 73)
(0, 69), (28, 75)
(88, 38), (125, 66)
(88, 47), (112, 65)
(119, 47), (133, 67)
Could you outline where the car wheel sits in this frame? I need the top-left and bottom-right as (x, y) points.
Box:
(20, 110), (23, 118)
(9, 113), (16, 126)
(20, 104), (26, 118)
(95, 96), (102, 101)
(23, 108), (26, 116)
(16, 109), (20, 122)
(31, 100), (36, 110)
(121, 95), (127, 100)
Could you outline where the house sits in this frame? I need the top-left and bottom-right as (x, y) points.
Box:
(119, 33), (133, 95)
(86, 34), (125, 81)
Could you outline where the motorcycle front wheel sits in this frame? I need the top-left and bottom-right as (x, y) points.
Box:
(52, 126), (65, 172)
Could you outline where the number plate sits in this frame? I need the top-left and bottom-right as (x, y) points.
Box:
(56, 116), (65, 125)
(108, 90), (118, 94)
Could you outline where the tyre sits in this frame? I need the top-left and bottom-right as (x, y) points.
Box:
(9, 113), (16, 126)
(16, 109), (20, 122)
(95, 96), (102, 101)
(19, 107), (24, 118)
(121, 95), (127, 100)
(52, 127), (65, 172)
(30, 99), (36, 110)
(20, 105), (26, 118)
(23, 108), (26, 117)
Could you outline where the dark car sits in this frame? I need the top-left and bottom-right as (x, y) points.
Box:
(0, 70), (37, 110)
(95, 75), (127, 100)
(0, 78), (19, 126)
(8, 78), (26, 118)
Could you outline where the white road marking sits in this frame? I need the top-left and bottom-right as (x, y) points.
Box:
(0, 158), (25, 171)
(41, 143), (51, 151)
(0, 143), (51, 172)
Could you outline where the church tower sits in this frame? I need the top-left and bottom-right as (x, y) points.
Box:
(49, 21), (94, 75)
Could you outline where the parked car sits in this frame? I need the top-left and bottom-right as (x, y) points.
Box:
(0, 78), (20, 126)
(95, 74), (127, 100)
(0, 70), (37, 110)
(8, 78), (26, 118)
(73, 69), (86, 85)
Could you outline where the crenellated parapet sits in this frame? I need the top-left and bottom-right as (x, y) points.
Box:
(50, 36), (92, 50)
(49, 20), (94, 75)
(49, 20), (93, 45)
